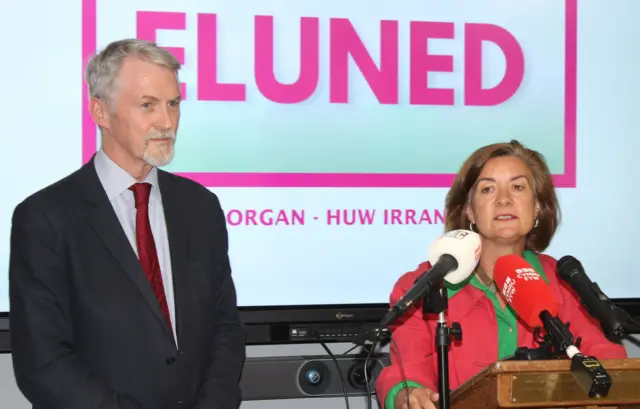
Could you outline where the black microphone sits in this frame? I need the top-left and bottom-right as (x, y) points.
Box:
(378, 254), (458, 328)
(557, 255), (632, 343)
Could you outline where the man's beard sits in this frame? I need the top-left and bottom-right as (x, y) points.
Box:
(143, 129), (176, 167)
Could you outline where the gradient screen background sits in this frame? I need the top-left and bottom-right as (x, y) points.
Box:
(0, 0), (637, 311)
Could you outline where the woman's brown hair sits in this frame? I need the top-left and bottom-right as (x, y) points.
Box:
(444, 140), (560, 252)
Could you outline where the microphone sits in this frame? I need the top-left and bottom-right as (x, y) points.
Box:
(379, 230), (481, 328)
(557, 255), (633, 343)
(494, 255), (613, 398)
(494, 254), (559, 327)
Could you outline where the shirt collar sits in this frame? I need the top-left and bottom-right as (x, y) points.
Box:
(443, 250), (549, 321)
(94, 149), (161, 202)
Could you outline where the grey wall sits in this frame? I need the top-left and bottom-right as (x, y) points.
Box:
(2, 339), (639, 409)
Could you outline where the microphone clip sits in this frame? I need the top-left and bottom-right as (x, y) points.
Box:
(505, 344), (555, 361)
(420, 279), (448, 315)
(535, 320), (583, 356)
(505, 325), (579, 362)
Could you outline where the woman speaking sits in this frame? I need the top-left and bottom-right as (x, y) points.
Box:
(375, 140), (627, 409)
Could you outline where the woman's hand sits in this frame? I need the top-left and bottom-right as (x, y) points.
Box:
(395, 386), (440, 409)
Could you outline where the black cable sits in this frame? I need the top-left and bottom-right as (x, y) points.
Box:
(363, 333), (411, 409)
(390, 337), (411, 409)
(622, 316), (640, 348)
(342, 345), (359, 355)
(363, 333), (380, 409)
(364, 331), (418, 409)
(312, 332), (350, 409)
(628, 316), (640, 329)
(357, 327), (390, 407)
(624, 334), (640, 348)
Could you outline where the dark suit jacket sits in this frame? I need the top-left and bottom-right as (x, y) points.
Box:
(9, 159), (246, 409)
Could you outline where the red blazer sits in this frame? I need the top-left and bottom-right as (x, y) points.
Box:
(375, 254), (628, 407)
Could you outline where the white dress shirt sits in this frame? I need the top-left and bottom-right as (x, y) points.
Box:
(94, 149), (177, 344)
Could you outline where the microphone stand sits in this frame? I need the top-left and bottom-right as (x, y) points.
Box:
(422, 282), (462, 409)
(503, 328), (567, 361)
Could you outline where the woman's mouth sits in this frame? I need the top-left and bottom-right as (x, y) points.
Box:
(495, 214), (517, 221)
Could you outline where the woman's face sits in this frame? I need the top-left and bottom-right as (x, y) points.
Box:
(466, 156), (539, 245)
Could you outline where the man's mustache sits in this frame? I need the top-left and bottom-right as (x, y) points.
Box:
(145, 130), (176, 141)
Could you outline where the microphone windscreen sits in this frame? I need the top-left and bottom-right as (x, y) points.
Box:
(556, 255), (582, 282)
(428, 230), (481, 284)
(494, 254), (559, 327)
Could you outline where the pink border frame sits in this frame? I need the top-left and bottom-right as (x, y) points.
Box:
(81, 0), (577, 188)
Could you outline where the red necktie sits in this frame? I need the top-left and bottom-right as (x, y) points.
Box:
(129, 183), (172, 331)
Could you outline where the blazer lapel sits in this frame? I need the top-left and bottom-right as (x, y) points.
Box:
(158, 170), (188, 345)
(80, 160), (172, 337)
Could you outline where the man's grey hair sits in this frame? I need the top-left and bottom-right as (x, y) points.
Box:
(85, 38), (181, 106)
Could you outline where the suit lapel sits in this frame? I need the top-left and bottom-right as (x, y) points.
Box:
(158, 170), (188, 346)
(80, 160), (172, 337)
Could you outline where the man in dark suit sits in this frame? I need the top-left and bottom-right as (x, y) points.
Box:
(9, 39), (246, 409)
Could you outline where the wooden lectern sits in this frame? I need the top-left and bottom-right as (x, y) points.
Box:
(449, 359), (640, 409)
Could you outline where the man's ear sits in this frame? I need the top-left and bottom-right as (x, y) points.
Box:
(89, 97), (110, 130)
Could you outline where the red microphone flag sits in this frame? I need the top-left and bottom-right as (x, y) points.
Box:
(494, 254), (559, 327)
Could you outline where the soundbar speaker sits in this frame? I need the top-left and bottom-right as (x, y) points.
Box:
(240, 353), (389, 400)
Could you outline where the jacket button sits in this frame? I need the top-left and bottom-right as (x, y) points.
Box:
(166, 357), (176, 365)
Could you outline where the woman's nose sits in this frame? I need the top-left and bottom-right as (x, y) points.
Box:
(497, 191), (513, 205)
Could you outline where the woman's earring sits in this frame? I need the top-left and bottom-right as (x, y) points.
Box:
(534, 218), (539, 228)
(469, 222), (475, 232)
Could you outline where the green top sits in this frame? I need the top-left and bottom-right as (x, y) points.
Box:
(384, 250), (550, 409)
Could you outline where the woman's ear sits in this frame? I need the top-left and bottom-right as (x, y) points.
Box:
(465, 206), (475, 224)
